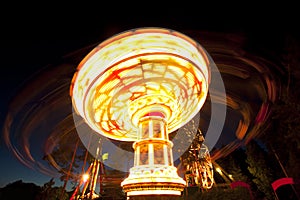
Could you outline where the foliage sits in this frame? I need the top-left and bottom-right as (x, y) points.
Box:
(0, 180), (41, 200)
(259, 33), (300, 198)
(43, 130), (95, 191)
(35, 178), (70, 200)
(0, 179), (71, 200)
(217, 148), (250, 183)
(245, 140), (276, 200)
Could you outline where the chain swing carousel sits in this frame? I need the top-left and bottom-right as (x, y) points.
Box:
(2, 25), (282, 200)
(2, 18), (284, 200)
(70, 27), (214, 198)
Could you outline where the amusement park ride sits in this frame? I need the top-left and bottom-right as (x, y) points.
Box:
(180, 130), (214, 190)
(69, 27), (215, 199)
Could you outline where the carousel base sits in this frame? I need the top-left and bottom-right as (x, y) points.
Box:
(121, 165), (186, 197)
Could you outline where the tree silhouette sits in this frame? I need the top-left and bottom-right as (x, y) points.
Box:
(259, 33), (300, 199)
(245, 140), (276, 200)
(0, 180), (40, 200)
(217, 148), (250, 183)
(33, 178), (73, 200)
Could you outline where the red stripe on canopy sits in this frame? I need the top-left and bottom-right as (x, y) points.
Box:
(271, 177), (294, 191)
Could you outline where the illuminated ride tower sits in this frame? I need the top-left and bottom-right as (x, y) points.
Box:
(70, 27), (211, 197)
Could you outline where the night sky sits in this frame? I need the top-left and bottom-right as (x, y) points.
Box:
(1, 4), (299, 190)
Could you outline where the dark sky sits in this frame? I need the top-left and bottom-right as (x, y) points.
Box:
(0, 4), (299, 189)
